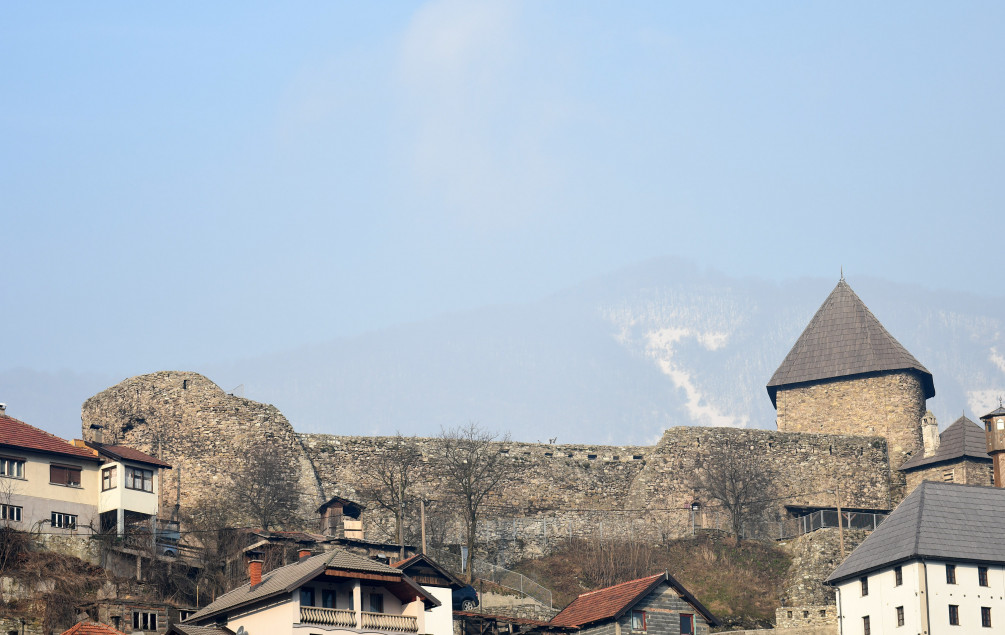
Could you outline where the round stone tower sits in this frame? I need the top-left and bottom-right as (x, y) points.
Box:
(767, 279), (935, 500)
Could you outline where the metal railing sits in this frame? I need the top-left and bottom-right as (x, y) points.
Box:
(361, 611), (418, 632)
(301, 606), (356, 628)
(781, 510), (888, 539)
(428, 547), (552, 608)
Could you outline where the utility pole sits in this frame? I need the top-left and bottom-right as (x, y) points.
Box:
(420, 500), (427, 554)
(835, 485), (845, 559)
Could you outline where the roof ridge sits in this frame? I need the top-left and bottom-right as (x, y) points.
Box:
(2, 414), (76, 445)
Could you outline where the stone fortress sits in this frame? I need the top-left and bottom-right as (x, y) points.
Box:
(78, 278), (991, 625)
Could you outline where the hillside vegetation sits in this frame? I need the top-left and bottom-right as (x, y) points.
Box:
(512, 534), (791, 630)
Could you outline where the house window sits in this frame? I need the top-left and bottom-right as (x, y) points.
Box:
(49, 465), (81, 487)
(132, 611), (157, 631)
(300, 587), (315, 607)
(680, 613), (694, 635)
(50, 512), (76, 529)
(0, 504), (22, 522)
(979, 566), (989, 587)
(943, 469), (955, 482)
(860, 576), (869, 596)
(125, 467), (153, 492)
(894, 566), (903, 586)
(322, 589), (336, 609)
(863, 615), (871, 635)
(946, 564), (957, 584)
(369, 593), (384, 613)
(101, 466), (116, 491)
(0, 457), (24, 479)
(631, 610), (646, 631)
(949, 604), (959, 625)
(896, 606), (904, 627)
(982, 606), (992, 628)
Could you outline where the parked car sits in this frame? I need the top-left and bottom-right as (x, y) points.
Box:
(452, 585), (479, 611)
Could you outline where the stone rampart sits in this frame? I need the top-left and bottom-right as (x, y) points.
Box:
(81, 372), (324, 519)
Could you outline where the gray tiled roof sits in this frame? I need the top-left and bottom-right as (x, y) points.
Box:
(899, 416), (991, 470)
(826, 481), (1005, 584)
(168, 625), (235, 635)
(185, 548), (404, 623)
(767, 280), (935, 406)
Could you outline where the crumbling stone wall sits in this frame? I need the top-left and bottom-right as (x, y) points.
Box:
(778, 528), (868, 607)
(774, 371), (926, 498)
(80, 372), (324, 519)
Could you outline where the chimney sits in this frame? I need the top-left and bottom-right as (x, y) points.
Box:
(921, 411), (939, 457)
(247, 549), (264, 587)
(299, 549), (312, 561)
(0, 403), (6, 416)
(89, 424), (104, 444)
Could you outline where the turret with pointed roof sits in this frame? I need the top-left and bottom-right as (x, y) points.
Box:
(768, 279), (935, 499)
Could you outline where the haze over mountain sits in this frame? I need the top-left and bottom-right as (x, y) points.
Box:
(6, 259), (1000, 446)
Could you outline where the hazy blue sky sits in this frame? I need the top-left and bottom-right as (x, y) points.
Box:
(3, 2), (1004, 378)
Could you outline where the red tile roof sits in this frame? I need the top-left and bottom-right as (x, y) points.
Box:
(61, 622), (127, 635)
(93, 443), (172, 468)
(550, 574), (664, 628)
(0, 415), (99, 461)
(549, 573), (720, 628)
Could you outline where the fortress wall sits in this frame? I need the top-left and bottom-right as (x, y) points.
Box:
(81, 372), (324, 518)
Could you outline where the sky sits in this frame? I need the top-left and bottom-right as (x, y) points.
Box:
(3, 2), (1005, 382)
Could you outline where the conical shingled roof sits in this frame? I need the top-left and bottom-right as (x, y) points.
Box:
(766, 280), (934, 406)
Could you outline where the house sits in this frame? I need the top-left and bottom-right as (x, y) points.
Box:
(826, 481), (1005, 633)
(0, 409), (171, 538)
(549, 572), (719, 635)
(181, 547), (443, 635)
(318, 494), (365, 538)
(60, 622), (128, 635)
(899, 415), (993, 491)
(392, 553), (468, 635)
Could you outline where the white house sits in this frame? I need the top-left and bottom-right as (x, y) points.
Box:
(180, 548), (445, 635)
(826, 481), (1005, 633)
(392, 553), (468, 635)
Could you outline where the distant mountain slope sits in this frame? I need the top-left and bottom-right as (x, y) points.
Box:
(4, 259), (1003, 445)
(203, 260), (1005, 445)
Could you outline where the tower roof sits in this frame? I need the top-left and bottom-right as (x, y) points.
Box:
(899, 416), (990, 471)
(767, 279), (935, 406)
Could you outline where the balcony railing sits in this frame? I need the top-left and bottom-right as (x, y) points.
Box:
(300, 606), (357, 628)
(361, 611), (418, 633)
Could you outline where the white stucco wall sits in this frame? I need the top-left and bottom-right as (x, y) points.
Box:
(97, 459), (160, 516)
(423, 586), (453, 635)
(837, 560), (1005, 634)
(1, 449), (99, 531)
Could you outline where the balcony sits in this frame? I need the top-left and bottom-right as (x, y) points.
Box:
(361, 611), (418, 633)
(300, 606), (357, 628)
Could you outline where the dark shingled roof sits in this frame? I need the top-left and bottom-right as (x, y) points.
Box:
(900, 416), (990, 471)
(983, 404), (1005, 419)
(167, 626), (235, 635)
(826, 481), (1005, 584)
(767, 280), (935, 406)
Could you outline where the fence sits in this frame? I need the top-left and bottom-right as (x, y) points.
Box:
(780, 510), (888, 539)
(428, 547), (553, 608)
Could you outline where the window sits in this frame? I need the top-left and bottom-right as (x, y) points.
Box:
(982, 606), (992, 628)
(802, 611), (809, 618)
(49, 465), (81, 487)
(943, 469), (955, 482)
(125, 467), (153, 492)
(979, 566), (989, 587)
(0, 457), (24, 479)
(860, 576), (869, 596)
(895, 566), (903, 586)
(300, 587), (315, 607)
(0, 504), (22, 522)
(631, 610), (646, 631)
(101, 466), (116, 491)
(369, 593), (384, 613)
(949, 604), (959, 626)
(896, 606), (904, 627)
(50, 512), (76, 529)
(863, 615), (871, 635)
(322, 589), (336, 609)
(947, 564), (957, 584)
(132, 611), (157, 631)
(680, 614), (694, 635)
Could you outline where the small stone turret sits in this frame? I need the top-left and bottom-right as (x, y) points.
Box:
(921, 411), (940, 457)
(981, 401), (1005, 487)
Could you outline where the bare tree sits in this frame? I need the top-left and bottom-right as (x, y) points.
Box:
(227, 438), (303, 531)
(694, 436), (777, 543)
(438, 422), (513, 581)
(357, 433), (423, 557)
